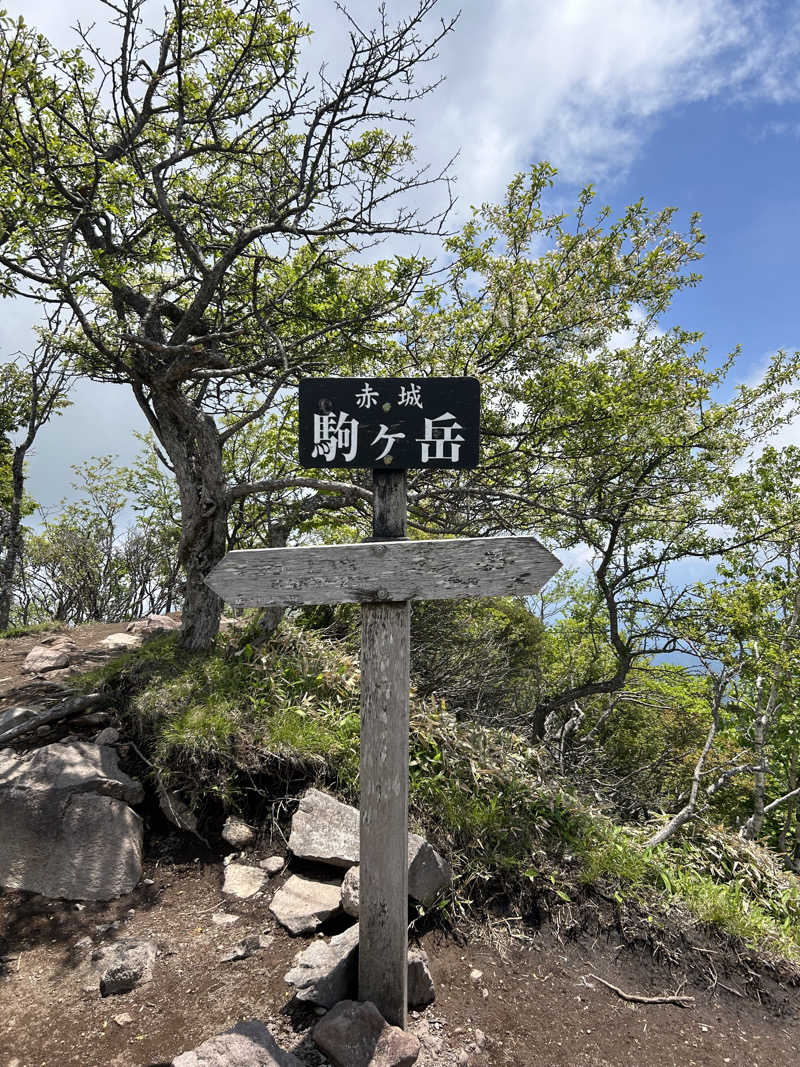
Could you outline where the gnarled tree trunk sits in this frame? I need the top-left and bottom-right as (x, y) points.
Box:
(151, 389), (227, 651)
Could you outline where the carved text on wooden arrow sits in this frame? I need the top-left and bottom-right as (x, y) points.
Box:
(205, 535), (561, 607)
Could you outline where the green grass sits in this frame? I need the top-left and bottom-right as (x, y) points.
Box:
(84, 621), (362, 797)
(0, 620), (63, 639)
(84, 616), (800, 963)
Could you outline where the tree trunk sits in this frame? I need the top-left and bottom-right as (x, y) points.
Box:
(741, 713), (767, 840)
(644, 699), (719, 848)
(778, 749), (798, 855)
(0, 446), (28, 631)
(151, 388), (227, 651)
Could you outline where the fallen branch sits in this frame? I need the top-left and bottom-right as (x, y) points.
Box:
(0, 692), (107, 745)
(586, 973), (695, 1007)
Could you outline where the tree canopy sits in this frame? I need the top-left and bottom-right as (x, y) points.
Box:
(0, 0), (456, 646)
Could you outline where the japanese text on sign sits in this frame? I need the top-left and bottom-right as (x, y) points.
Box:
(298, 377), (480, 470)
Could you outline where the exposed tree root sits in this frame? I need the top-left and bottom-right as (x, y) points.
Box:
(586, 972), (694, 1006)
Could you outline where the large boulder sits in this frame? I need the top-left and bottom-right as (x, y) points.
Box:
(0, 742), (144, 900)
(100, 632), (143, 652)
(312, 1000), (420, 1067)
(269, 874), (341, 935)
(284, 923), (360, 1008)
(172, 1020), (302, 1066)
(287, 789), (452, 905)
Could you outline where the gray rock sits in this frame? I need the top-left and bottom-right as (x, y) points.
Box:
(407, 948), (435, 1008)
(340, 848), (450, 915)
(0, 741), (143, 804)
(341, 864), (360, 917)
(211, 912), (240, 926)
(222, 816), (256, 849)
(287, 790), (451, 905)
(284, 923), (360, 1008)
(222, 863), (266, 898)
(93, 727), (120, 747)
(407, 835), (452, 907)
(159, 786), (200, 836)
(75, 711), (109, 727)
(96, 939), (157, 996)
(312, 1000), (420, 1067)
(41, 634), (76, 649)
(269, 874), (341, 935)
(0, 743), (144, 900)
(0, 706), (43, 735)
(127, 613), (181, 637)
(100, 632), (143, 651)
(288, 788), (361, 868)
(172, 1020), (302, 1066)
(259, 855), (285, 875)
(21, 645), (71, 673)
(220, 936), (263, 963)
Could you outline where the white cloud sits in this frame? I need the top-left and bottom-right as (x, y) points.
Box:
(415, 0), (800, 204)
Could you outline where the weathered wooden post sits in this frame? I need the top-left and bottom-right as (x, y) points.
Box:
(206, 376), (561, 1030)
(359, 467), (410, 1025)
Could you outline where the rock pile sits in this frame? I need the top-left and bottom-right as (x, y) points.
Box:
(276, 788), (442, 1019)
(287, 788), (452, 906)
(208, 785), (447, 1063)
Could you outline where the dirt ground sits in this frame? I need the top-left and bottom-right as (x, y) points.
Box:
(3, 624), (800, 1066)
(2, 847), (800, 1067)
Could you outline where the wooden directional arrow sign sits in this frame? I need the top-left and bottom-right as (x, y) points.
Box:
(205, 534), (561, 608)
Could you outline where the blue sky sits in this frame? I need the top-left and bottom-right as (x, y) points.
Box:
(614, 97), (800, 369)
(2, 0), (799, 512)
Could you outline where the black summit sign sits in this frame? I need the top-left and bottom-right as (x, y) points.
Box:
(298, 377), (480, 470)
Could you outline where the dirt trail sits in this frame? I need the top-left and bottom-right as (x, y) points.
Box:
(0, 622), (136, 715)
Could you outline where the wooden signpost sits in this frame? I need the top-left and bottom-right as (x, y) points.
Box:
(206, 377), (561, 1029)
